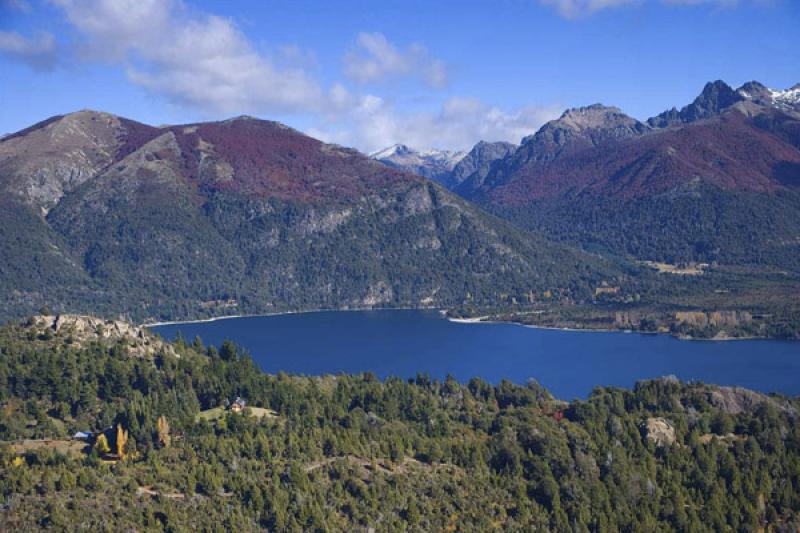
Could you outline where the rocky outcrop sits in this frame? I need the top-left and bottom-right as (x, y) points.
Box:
(674, 311), (752, 329)
(644, 417), (676, 447)
(706, 386), (796, 416)
(27, 314), (176, 358)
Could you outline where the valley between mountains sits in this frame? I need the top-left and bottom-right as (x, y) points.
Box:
(2, 80), (800, 339)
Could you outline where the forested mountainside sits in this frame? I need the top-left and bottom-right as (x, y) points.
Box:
(456, 80), (800, 270)
(0, 111), (619, 323)
(0, 316), (798, 531)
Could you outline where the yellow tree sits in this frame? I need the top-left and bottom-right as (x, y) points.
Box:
(94, 433), (111, 454)
(156, 415), (171, 448)
(115, 424), (129, 459)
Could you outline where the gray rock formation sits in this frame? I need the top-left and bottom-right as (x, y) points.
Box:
(447, 141), (517, 189)
(28, 314), (177, 358)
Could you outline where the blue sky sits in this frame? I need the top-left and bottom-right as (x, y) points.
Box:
(1, 0), (798, 152)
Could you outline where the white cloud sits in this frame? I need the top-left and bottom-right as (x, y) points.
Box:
(0, 30), (57, 70)
(310, 96), (561, 153)
(53, 0), (327, 114)
(344, 32), (448, 88)
(7, 1), (559, 151)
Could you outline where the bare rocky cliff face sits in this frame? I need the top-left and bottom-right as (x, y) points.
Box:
(0, 111), (131, 213)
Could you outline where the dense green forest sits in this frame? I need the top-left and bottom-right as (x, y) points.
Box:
(1, 317), (798, 531)
(493, 186), (800, 273)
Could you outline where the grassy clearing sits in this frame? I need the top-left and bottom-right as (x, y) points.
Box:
(7, 439), (88, 459)
(195, 406), (278, 423)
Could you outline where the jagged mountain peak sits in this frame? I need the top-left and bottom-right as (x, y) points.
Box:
(700, 79), (736, 95)
(370, 143), (463, 161)
(647, 80), (743, 127)
(678, 80), (743, 122)
(469, 140), (516, 153)
(736, 80), (771, 99)
(370, 143), (407, 158)
(693, 80), (739, 104)
(731, 80), (800, 111)
(370, 143), (467, 185)
(649, 79), (800, 128)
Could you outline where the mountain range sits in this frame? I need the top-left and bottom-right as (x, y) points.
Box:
(2, 79), (799, 326)
(374, 80), (800, 269)
(0, 111), (616, 322)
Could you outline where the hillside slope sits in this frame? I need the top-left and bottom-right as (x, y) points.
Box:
(0, 112), (617, 322)
(0, 316), (798, 531)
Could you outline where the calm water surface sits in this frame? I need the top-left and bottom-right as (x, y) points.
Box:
(152, 309), (800, 399)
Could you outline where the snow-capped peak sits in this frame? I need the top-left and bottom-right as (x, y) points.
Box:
(735, 81), (800, 112)
(419, 148), (468, 164)
(770, 86), (800, 106)
(370, 144), (467, 168)
(369, 144), (468, 184)
(369, 144), (412, 159)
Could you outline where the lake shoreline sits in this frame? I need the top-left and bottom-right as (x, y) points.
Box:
(447, 315), (770, 342)
(148, 307), (767, 343)
(142, 306), (440, 328)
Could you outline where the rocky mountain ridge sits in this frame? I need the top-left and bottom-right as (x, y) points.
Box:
(447, 80), (800, 269)
(368, 144), (466, 186)
(374, 80), (800, 198)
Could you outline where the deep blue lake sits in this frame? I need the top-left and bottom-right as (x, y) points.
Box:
(151, 309), (800, 400)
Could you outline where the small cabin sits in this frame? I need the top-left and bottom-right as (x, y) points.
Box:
(230, 396), (247, 413)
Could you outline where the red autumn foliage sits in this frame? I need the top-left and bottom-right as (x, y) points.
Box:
(173, 119), (418, 203)
(486, 110), (800, 207)
(104, 116), (420, 205)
